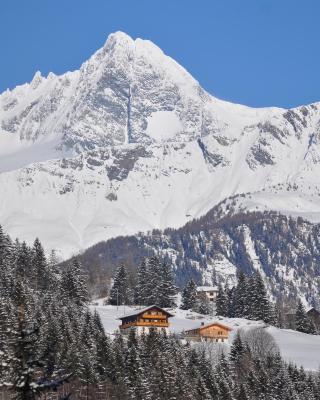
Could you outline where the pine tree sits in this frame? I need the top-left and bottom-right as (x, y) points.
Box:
(15, 241), (32, 280)
(234, 271), (247, 318)
(145, 257), (161, 305)
(0, 228), (14, 298)
(5, 282), (67, 400)
(109, 264), (130, 305)
(197, 352), (219, 398)
(180, 279), (198, 310)
(158, 262), (177, 308)
(32, 238), (49, 291)
(61, 259), (89, 307)
(216, 285), (228, 316)
(92, 311), (113, 380)
(197, 292), (211, 315)
(151, 337), (178, 400)
(134, 259), (148, 305)
(38, 308), (63, 377)
(295, 299), (315, 334)
(226, 286), (235, 317)
(247, 272), (272, 323)
(230, 331), (246, 365)
(215, 352), (234, 399)
(0, 225), (12, 272)
(125, 343), (152, 400)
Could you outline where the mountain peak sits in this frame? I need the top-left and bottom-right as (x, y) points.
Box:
(2, 33), (320, 260)
(103, 31), (134, 50)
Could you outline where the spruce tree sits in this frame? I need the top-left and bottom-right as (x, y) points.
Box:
(180, 279), (198, 310)
(230, 331), (246, 365)
(5, 283), (67, 400)
(145, 257), (161, 305)
(197, 292), (211, 315)
(125, 343), (151, 400)
(295, 299), (315, 334)
(234, 271), (247, 318)
(134, 259), (148, 305)
(109, 264), (130, 305)
(247, 272), (272, 323)
(15, 241), (32, 281)
(158, 262), (177, 308)
(216, 285), (228, 316)
(61, 259), (89, 307)
(32, 238), (49, 291)
(226, 286), (235, 317)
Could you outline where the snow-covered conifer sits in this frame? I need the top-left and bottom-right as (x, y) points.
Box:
(180, 279), (198, 310)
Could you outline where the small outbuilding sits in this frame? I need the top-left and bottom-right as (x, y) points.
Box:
(196, 286), (219, 303)
(184, 322), (232, 343)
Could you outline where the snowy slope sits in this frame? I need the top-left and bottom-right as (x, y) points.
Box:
(91, 304), (320, 371)
(1, 31), (320, 257)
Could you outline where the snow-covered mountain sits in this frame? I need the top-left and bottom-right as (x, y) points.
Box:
(1, 31), (320, 258)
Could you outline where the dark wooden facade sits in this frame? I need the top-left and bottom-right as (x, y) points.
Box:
(119, 305), (173, 334)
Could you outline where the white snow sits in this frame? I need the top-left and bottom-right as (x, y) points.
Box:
(146, 111), (183, 141)
(91, 304), (320, 371)
(1, 31), (320, 258)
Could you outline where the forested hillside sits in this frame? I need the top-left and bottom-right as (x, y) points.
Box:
(77, 209), (320, 307)
(1, 225), (320, 399)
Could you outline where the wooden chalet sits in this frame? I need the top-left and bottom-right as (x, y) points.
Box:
(118, 305), (173, 335)
(184, 321), (232, 343)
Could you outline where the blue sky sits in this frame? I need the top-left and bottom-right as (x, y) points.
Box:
(1, 0), (320, 108)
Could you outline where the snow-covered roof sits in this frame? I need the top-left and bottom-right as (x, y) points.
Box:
(196, 286), (218, 292)
(118, 305), (174, 320)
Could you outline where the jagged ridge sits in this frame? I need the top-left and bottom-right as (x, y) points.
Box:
(1, 32), (320, 258)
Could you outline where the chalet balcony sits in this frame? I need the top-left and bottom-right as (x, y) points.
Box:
(186, 333), (229, 340)
(120, 320), (169, 329)
(140, 314), (167, 320)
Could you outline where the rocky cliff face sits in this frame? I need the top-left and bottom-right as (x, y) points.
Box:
(1, 32), (320, 258)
